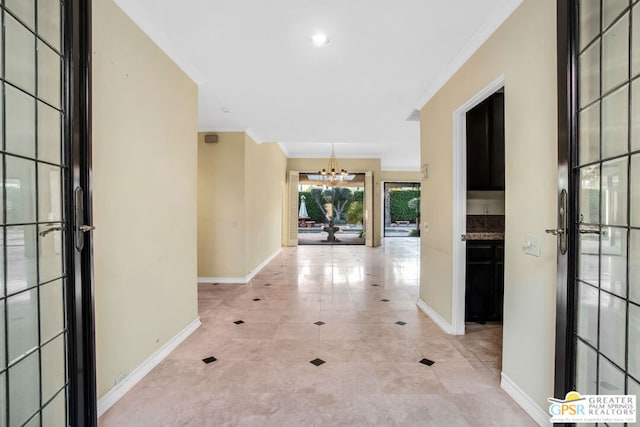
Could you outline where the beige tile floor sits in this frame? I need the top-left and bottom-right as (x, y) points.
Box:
(99, 238), (535, 426)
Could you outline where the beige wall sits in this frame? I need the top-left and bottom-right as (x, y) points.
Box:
(378, 171), (421, 182)
(198, 132), (247, 277)
(244, 135), (288, 272)
(419, 0), (557, 412)
(198, 132), (286, 278)
(92, 0), (199, 400)
(286, 158), (384, 246)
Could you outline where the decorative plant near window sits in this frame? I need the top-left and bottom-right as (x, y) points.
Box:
(309, 187), (353, 223)
(346, 201), (364, 238)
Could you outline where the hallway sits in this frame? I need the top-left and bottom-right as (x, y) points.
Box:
(100, 239), (534, 426)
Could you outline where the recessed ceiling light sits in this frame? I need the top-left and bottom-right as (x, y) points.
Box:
(311, 33), (331, 47)
(221, 107), (232, 113)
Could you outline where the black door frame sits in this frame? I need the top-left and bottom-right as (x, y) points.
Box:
(64, 0), (97, 424)
(554, 0), (578, 401)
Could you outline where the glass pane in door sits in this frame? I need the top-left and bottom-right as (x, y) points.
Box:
(601, 85), (628, 159)
(602, 0), (628, 30)
(576, 340), (598, 394)
(631, 230), (640, 304)
(579, 0), (600, 50)
(574, 0), (638, 400)
(629, 304), (640, 379)
(1, 1), (68, 425)
(602, 14), (628, 94)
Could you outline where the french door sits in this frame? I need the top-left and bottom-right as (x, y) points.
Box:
(0, 0), (95, 426)
(556, 0), (640, 420)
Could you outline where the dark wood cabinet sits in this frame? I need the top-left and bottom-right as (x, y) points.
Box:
(465, 240), (504, 322)
(466, 92), (504, 191)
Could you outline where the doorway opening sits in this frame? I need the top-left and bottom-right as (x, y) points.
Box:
(455, 82), (505, 381)
(297, 172), (365, 245)
(464, 89), (505, 324)
(452, 77), (505, 368)
(383, 182), (421, 238)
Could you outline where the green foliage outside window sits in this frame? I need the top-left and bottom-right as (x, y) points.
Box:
(298, 188), (365, 224)
(389, 189), (420, 222)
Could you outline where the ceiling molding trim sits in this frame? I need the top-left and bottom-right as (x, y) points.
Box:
(277, 143), (290, 157)
(380, 167), (421, 172)
(114, 0), (205, 85)
(198, 126), (247, 133)
(286, 152), (383, 159)
(413, 0), (523, 110)
(245, 128), (264, 144)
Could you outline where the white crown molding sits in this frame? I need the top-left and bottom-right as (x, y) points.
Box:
(501, 373), (551, 426)
(245, 128), (264, 144)
(285, 152), (383, 159)
(277, 143), (290, 157)
(380, 166), (421, 173)
(198, 126), (246, 133)
(414, 0), (523, 109)
(97, 318), (201, 417)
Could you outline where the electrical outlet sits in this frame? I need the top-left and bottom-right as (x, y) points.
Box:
(524, 234), (541, 257)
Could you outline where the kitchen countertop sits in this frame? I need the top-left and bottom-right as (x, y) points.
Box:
(465, 232), (504, 240)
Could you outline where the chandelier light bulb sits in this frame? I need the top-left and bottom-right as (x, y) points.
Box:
(319, 145), (347, 187)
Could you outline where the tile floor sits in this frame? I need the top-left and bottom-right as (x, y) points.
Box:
(99, 239), (535, 426)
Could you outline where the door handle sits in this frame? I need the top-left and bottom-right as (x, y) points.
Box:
(547, 189), (568, 254)
(39, 225), (65, 237)
(79, 225), (96, 232)
(545, 228), (565, 236)
(578, 225), (606, 236)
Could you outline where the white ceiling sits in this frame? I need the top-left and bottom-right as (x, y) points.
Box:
(114, 0), (522, 170)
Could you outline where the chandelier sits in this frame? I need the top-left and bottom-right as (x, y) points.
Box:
(319, 145), (347, 187)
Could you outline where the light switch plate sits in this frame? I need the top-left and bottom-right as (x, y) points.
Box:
(524, 234), (541, 257)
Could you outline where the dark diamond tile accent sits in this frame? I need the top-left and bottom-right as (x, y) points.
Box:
(419, 358), (435, 366)
(264, 283), (272, 286)
(212, 283), (219, 286)
(371, 284), (380, 287)
(381, 299), (390, 302)
(395, 321), (407, 326)
(234, 320), (245, 325)
(310, 358), (325, 366)
(253, 298), (261, 302)
(202, 356), (217, 364)
(314, 321), (326, 326)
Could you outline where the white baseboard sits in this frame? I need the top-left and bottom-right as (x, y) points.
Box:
(416, 297), (456, 335)
(97, 318), (201, 417)
(500, 373), (551, 426)
(197, 276), (247, 284)
(245, 248), (282, 282)
(197, 248), (282, 284)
